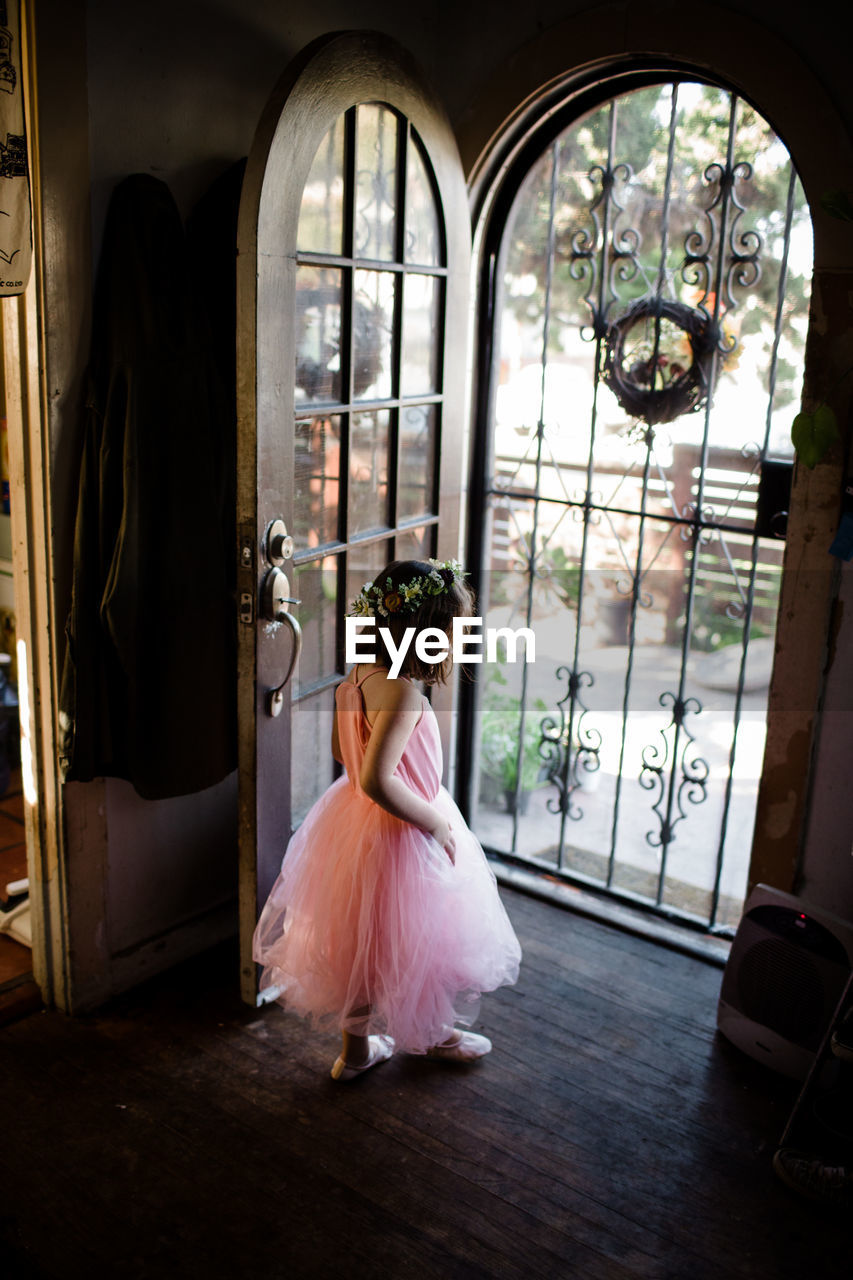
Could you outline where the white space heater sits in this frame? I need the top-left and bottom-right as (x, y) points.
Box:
(717, 883), (853, 1080)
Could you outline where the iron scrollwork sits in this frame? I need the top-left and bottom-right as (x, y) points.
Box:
(639, 692), (709, 849)
(540, 664), (603, 820)
(683, 160), (762, 321)
(567, 160), (641, 341)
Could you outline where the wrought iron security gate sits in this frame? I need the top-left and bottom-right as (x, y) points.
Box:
(470, 80), (811, 934)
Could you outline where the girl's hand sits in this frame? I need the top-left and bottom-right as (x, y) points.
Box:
(444, 830), (456, 866)
(430, 816), (456, 865)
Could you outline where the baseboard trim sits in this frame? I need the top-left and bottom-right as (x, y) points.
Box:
(107, 899), (238, 997)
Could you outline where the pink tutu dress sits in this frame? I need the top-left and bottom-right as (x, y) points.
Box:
(252, 669), (521, 1053)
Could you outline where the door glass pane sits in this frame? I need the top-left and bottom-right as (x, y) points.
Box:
(349, 410), (391, 534)
(401, 273), (440, 396)
(398, 404), (436, 519)
(291, 686), (337, 827)
(346, 539), (394, 611)
(293, 414), (341, 550)
(293, 556), (341, 691)
(405, 133), (441, 266)
(355, 103), (398, 261)
(396, 525), (435, 562)
(297, 116), (345, 254)
(295, 266), (343, 404)
(353, 270), (395, 400)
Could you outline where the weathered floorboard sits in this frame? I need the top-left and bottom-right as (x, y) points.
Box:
(0, 888), (848, 1280)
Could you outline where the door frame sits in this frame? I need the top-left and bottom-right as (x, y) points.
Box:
(236, 31), (472, 1005)
(462, 69), (810, 934)
(1, 0), (70, 1010)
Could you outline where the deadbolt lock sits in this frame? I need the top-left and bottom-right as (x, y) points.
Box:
(266, 518), (294, 566)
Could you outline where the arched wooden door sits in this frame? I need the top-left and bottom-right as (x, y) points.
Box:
(236, 33), (471, 1003)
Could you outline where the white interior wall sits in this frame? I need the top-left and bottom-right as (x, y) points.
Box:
(105, 773), (237, 954)
(85, 0), (443, 231)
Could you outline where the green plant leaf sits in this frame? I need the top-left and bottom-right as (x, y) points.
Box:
(791, 403), (841, 468)
(820, 189), (853, 222)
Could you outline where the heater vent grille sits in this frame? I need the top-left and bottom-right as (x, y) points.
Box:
(736, 937), (824, 1047)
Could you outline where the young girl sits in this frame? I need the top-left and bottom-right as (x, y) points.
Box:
(252, 558), (521, 1079)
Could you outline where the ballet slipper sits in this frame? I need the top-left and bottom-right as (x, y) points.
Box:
(426, 1030), (492, 1062)
(330, 1034), (395, 1081)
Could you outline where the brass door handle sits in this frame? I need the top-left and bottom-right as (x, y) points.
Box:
(262, 567), (302, 717)
(267, 610), (302, 717)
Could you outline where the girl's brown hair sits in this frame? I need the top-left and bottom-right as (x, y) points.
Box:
(369, 560), (475, 684)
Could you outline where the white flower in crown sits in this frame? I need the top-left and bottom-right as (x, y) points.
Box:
(351, 583), (375, 617)
(348, 559), (467, 617)
(429, 557), (464, 577)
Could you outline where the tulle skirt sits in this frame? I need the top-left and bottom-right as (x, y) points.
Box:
(252, 778), (521, 1054)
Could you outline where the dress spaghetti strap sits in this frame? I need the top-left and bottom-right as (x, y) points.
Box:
(352, 665), (389, 688)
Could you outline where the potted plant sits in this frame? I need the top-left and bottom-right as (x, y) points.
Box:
(480, 668), (548, 813)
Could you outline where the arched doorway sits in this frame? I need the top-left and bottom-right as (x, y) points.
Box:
(467, 76), (812, 935)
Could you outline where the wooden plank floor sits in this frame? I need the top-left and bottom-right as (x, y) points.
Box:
(0, 887), (848, 1279)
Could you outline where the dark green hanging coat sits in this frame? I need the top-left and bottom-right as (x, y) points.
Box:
(59, 172), (237, 798)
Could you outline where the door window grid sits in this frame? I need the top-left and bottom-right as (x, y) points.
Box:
(292, 103), (445, 702)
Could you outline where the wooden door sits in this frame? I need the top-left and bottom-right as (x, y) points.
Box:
(236, 32), (471, 1003)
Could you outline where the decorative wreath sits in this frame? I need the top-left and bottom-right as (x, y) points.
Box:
(601, 298), (723, 426)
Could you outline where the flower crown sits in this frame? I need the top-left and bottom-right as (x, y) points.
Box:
(350, 559), (466, 619)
